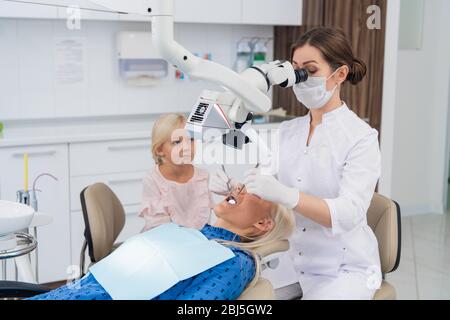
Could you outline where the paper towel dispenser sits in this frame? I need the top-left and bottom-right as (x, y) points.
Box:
(117, 31), (169, 86)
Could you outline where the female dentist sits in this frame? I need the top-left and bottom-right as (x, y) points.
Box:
(211, 27), (382, 300)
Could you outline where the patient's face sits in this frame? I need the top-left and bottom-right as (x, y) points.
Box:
(214, 186), (272, 229)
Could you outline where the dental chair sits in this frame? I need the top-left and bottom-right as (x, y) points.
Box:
(79, 182), (292, 300)
(0, 182), (291, 300)
(0, 241), (290, 300)
(79, 183), (125, 276)
(367, 193), (401, 300)
(238, 240), (290, 300)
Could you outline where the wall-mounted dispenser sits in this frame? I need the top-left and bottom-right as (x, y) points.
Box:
(117, 32), (169, 86)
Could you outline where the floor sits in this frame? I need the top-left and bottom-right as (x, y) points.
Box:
(387, 213), (450, 300)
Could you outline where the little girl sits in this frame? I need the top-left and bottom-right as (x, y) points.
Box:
(139, 113), (214, 231)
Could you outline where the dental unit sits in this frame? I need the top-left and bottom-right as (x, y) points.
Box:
(87, 0), (309, 149)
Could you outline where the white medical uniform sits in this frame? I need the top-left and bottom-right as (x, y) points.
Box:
(277, 103), (382, 300)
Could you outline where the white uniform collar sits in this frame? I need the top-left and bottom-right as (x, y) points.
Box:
(307, 102), (349, 124)
(322, 102), (349, 122)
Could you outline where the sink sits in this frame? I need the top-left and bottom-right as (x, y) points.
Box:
(0, 200), (35, 237)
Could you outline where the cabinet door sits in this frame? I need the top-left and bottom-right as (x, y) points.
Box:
(0, 0), (58, 19)
(69, 139), (152, 177)
(118, 13), (150, 22)
(174, 0), (241, 24)
(56, 0), (119, 21)
(0, 144), (71, 283)
(69, 171), (148, 211)
(242, 0), (302, 26)
(0, 0), (119, 20)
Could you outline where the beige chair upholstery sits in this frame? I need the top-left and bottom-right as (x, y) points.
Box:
(373, 281), (397, 300)
(79, 183), (126, 275)
(366, 193), (401, 300)
(238, 278), (276, 300)
(254, 240), (290, 258)
(238, 240), (290, 300)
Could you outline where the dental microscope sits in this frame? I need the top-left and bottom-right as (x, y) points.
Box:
(87, 0), (309, 149)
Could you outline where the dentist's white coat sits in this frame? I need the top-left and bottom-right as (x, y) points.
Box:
(277, 103), (382, 300)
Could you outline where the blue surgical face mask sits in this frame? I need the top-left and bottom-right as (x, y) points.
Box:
(293, 68), (340, 110)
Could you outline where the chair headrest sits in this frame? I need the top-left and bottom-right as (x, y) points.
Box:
(254, 239), (290, 258)
(366, 193), (401, 274)
(80, 183), (126, 262)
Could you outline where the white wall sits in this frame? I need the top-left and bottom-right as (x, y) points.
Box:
(446, 71), (450, 210)
(0, 19), (273, 121)
(378, 0), (400, 197)
(390, 0), (450, 216)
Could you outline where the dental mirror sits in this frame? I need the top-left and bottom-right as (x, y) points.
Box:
(224, 163), (259, 205)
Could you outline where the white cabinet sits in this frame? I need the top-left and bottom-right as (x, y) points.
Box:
(174, 0), (242, 24)
(118, 13), (150, 22)
(242, 0), (303, 26)
(69, 139), (152, 177)
(56, 0), (119, 21)
(0, 0), (303, 25)
(0, 144), (71, 284)
(174, 0), (302, 25)
(0, 0), (119, 20)
(0, 0), (58, 19)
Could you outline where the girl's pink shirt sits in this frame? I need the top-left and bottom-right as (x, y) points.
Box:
(138, 165), (215, 231)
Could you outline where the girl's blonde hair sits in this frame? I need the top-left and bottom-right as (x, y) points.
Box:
(218, 203), (296, 289)
(151, 113), (186, 165)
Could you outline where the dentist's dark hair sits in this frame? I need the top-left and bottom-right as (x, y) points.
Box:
(291, 27), (367, 85)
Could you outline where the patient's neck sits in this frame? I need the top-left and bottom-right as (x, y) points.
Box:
(214, 218), (247, 238)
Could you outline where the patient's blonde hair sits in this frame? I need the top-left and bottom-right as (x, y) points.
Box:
(151, 113), (186, 165)
(218, 204), (296, 289)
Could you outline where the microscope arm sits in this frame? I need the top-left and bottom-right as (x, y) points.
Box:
(90, 0), (272, 121)
(151, 16), (272, 115)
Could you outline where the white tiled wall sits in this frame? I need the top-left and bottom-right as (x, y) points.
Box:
(0, 19), (273, 120)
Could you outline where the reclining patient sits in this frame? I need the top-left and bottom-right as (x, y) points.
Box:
(28, 187), (295, 300)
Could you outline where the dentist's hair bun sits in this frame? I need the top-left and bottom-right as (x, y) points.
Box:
(347, 57), (367, 85)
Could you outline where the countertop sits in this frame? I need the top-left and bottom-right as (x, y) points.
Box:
(0, 131), (152, 148)
(0, 119), (285, 148)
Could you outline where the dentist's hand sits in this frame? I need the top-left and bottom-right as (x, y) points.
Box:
(209, 170), (237, 196)
(244, 169), (300, 209)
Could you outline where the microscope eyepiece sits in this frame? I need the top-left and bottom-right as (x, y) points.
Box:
(278, 67), (309, 88)
(294, 68), (309, 84)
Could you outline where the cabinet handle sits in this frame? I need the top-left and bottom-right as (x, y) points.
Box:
(107, 144), (148, 152)
(108, 178), (142, 185)
(12, 150), (57, 158)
